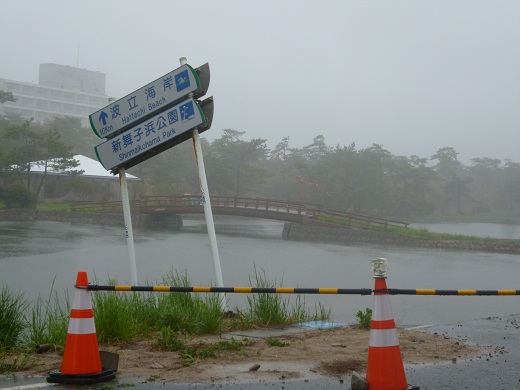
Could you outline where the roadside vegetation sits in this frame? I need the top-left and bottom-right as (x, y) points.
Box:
(0, 269), (330, 373)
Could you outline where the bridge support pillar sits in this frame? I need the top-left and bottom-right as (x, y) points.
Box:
(139, 213), (183, 230)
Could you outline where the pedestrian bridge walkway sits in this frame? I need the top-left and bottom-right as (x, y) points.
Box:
(71, 195), (409, 230)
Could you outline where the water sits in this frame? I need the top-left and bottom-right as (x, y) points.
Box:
(1, 217), (519, 326)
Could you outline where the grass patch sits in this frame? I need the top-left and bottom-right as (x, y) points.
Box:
(36, 202), (71, 212)
(24, 286), (69, 349)
(0, 352), (32, 374)
(0, 268), (331, 370)
(93, 282), (158, 343)
(266, 338), (290, 347)
(317, 214), (519, 243)
(315, 212), (520, 244)
(409, 213), (520, 225)
(388, 225), (518, 243)
(156, 270), (224, 335)
(179, 338), (248, 366)
(0, 285), (28, 351)
(242, 267), (329, 327)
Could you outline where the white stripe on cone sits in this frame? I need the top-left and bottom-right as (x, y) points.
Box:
(369, 328), (400, 347)
(72, 290), (93, 310)
(372, 295), (394, 321)
(67, 318), (97, 335)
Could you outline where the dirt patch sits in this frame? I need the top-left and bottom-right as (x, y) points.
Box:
(12, 326), (486, 384)
(320, 359), (366, 376)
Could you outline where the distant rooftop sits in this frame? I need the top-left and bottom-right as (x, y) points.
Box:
(30, 155), (139, 180)
(39, 63), (106, 95)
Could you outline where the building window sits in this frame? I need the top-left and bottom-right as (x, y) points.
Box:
(22, 85), (35, 94)
(36, 99), (48, 108)
(5, 82), (20, 91)
(49, 101), (61, 111)
(22, 97), (35, 106)
(37, 88), (49, 97)
(64, 92), (76, 102)
(51, 90), (63, 99)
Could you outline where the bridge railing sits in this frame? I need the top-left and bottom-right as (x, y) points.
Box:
(71, 201), (126, 213)
(139, 195), (324, 216)
(70, 196), (408, 229)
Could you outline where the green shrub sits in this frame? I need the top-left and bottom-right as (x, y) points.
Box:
(356, 308), (372, 329)
(0, 184), (36, 209)
(156, 327), (184, 351)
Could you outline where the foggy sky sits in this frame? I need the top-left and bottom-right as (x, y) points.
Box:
(1, 0), (519, 164)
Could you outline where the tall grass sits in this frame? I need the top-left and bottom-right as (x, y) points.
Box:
(243, 267), (329, 326)
(0, 268), (332, 368)
(156, 270), (224, 335)
(90, 271), (226, 342)
(24, 286), (69, 348)
(85, 268), (330, 341)
(92, 279), (158, 343)
(0, 285), (28, 351)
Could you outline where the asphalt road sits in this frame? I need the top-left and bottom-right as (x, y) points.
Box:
(1, 315), (519, 390)
(406, 314), (520, 390)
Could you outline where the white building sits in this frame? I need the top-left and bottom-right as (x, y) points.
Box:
(0, 64), (109, 126)
(27, 155), (140, 202)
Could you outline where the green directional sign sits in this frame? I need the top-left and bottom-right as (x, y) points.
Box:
(90, 63), (210, 139)
(95, 96), (214, 172)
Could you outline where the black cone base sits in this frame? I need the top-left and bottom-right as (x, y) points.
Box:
(47, 369), (116, 385)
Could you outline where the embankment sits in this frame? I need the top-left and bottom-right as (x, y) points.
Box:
(0, 209), (129, 225)
(1, 209), (518, 254)
(0, 209), (182, 229)
(282, 222), (520, 254)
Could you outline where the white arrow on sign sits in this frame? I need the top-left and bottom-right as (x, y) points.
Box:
(90, 63), (208, 139)
(95, 97), (206, 171)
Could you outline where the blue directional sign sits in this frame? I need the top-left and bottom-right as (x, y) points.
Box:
(94, 97), (213, 172)
(89, 63), (210, 139)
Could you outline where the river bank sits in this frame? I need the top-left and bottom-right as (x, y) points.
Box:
(11, 324), (487, 384)
(1, 208), (518, 254)
(283, 222), (520, 254)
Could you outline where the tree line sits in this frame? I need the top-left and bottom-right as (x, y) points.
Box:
(0, 102), (519, 220)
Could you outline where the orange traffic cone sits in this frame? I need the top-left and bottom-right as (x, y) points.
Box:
(47, 271), (115, 385)
(365, 258), (418, 390)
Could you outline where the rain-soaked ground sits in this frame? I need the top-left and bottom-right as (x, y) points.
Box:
(1, 315), (519, 389)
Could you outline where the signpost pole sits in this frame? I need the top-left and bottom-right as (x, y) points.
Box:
(192, 129), (227, 311)
(119, 167), (138, 285)
(180, 57), (227, 311)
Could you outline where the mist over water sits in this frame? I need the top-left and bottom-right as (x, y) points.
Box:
(1, 217), (519, 326)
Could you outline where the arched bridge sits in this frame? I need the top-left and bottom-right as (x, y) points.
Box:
(71, 195), (409, 230)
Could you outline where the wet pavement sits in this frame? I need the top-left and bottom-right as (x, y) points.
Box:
(406, 314), (520, 390)
(1, 315), (519, 389)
